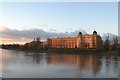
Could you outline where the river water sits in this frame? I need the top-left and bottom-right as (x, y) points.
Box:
(1, 49), (119, 78)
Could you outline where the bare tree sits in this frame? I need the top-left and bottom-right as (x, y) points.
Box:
(112, 36), (118, 50)
(36, 36), (41, 42)
(104, 35), (110, 50)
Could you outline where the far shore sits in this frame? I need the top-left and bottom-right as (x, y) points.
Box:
(1, 47), (119, 55)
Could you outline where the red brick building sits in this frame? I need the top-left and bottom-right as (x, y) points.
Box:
(48, 31), (103, 49)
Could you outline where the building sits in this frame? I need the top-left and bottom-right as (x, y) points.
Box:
(48, 31), (103, 49)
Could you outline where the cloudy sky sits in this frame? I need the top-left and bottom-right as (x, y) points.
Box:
(0, 2), (118, 44)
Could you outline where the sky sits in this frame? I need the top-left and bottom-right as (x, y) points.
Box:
(0, 2), (118, 44)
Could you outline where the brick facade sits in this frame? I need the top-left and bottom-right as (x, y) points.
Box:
(48, 31), (103, 49)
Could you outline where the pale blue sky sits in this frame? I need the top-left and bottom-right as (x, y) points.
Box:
(1, 2), (118, 35)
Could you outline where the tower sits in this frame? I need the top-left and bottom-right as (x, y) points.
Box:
(93, 30), (97, 48)
(77, 32), (83, 48)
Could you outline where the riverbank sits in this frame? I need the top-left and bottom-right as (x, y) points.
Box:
(48, 48), (118, 55)
(1, 47), (118, 55)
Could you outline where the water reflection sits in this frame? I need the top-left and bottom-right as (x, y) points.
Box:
(2, 49), (119, 78)
(47, 53), (102, 73)
(47, 53), (118, 77)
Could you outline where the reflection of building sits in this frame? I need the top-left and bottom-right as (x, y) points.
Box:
(47, 53), (101, 74)
(48, 31), (103, 49)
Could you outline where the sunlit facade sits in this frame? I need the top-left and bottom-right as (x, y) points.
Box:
(48, 31), (103, 49)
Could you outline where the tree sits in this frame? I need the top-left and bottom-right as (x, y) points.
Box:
(33, 38), (35, 42)
(104, 35), (110, 50)
(112, 36), (118, 50)
(36, 36), (41, 42)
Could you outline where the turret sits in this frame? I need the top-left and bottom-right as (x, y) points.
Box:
(79, 32), (82, 35)
(77, 32), (83, 48)
(77, 32), (82, 37)
(93, 30), (97, 48)
(93, 30), (97, 35)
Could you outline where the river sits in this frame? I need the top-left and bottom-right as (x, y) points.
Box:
(1, 49), (119, 78)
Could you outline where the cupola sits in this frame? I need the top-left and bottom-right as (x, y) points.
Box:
(79, 32), (82, 35)
(93, 30), (97, 34)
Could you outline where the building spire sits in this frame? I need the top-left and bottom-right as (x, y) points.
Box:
(94, 26), (95, 31)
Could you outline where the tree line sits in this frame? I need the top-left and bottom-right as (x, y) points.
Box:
(1, 37), (49, 51)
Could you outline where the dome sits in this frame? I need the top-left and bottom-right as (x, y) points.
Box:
(93, 30), (97, 34)
(79, 32), (82, 35)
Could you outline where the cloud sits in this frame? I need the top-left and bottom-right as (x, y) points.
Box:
(1, 27), (119, 44)
(0, 26), (10, 32)
(0, 27), (87, 44)
(40, 24), (48, 27)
